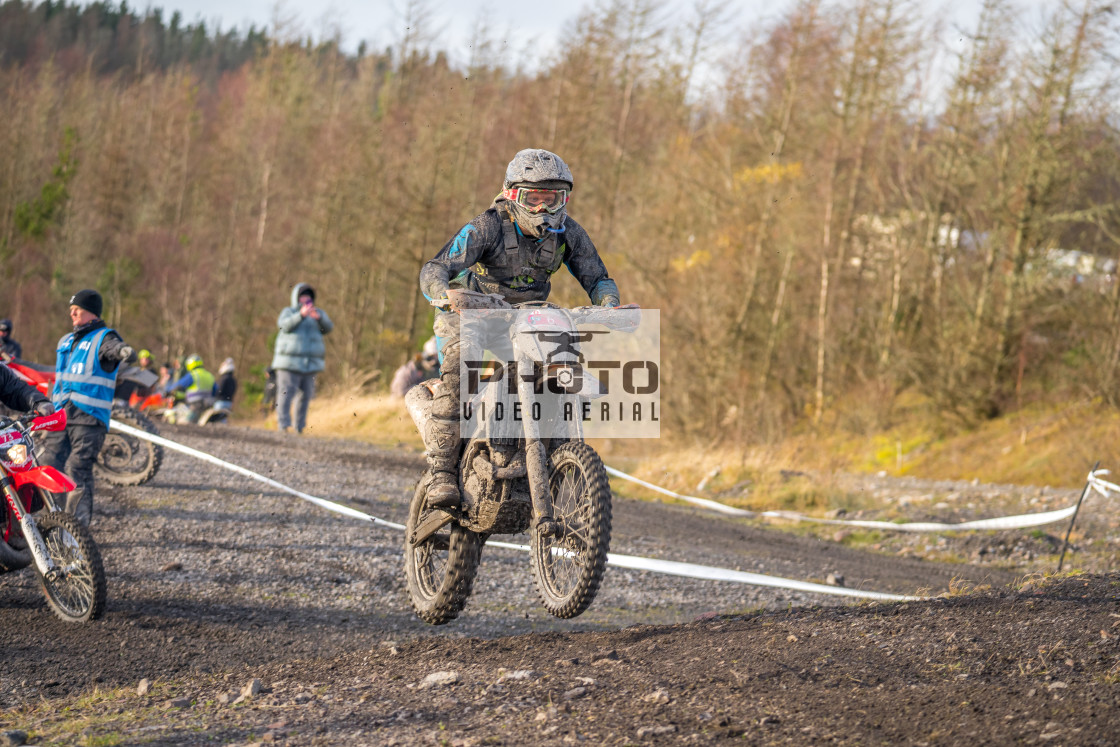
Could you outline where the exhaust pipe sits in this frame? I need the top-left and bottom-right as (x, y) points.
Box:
(0, 539), (31, 573)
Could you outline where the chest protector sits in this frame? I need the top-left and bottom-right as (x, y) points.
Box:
(53, 327), (117, 426)
(186, 369), (216, 403)
(474, 203), (566, 287)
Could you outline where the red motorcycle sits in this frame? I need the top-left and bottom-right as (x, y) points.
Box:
(1, 409), (107, 622)
(1, 357), (163, 486)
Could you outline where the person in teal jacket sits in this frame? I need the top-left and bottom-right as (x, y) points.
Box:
(271, 282), (333, 434)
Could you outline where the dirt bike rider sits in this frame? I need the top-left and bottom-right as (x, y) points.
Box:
(418, 149), (621, 510)
(0, 363), (53, 418)
(0, 319), (22, 360)
(162, 354), (217, 423)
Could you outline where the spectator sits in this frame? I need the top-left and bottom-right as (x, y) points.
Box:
(216, 357), (237, 410)
(271, 282), (333, 434)
(40, 289), (135, 526)
(157, 361), (174, 391)
(390, 338), (439, 398)
(0, 319), (22, 360)
(162, 354), (217, 424)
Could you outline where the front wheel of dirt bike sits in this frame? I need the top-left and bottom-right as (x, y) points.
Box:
(36, 511), (107, 623)
(530, 441), (612, 619)
(95, 406), (163, 486)
(404, 471), (483, 625)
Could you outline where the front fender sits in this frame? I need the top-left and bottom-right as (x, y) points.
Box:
(12, 465), (75, 493)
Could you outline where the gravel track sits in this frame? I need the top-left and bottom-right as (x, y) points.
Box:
(0, 425), (1077, 745)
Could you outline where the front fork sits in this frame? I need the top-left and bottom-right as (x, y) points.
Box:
(516, 373), (559, 538)
(1, 476), (59, 581)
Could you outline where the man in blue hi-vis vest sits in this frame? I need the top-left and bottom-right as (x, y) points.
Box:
(39, 289), (135, 526)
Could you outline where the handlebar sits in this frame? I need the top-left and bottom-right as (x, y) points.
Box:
(436, 289), (640, 315)
(0, 410), (67, 434)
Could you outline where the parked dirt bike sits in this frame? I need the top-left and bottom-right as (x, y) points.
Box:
(0, 409), (107, 622)
(162, 399), (230, 426)
(404, 289), (636, 625)
(96, 404), (163, 485)
(1, 357), (164, 486)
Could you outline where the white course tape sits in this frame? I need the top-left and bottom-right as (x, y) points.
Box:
(108, 420), (914, 602)
(109, 420), (405, 530)
(605, 465), (1115, 533)
(485, 540), (919, 602)
(1089, 469), (1120, 498)
(604, 466), (756, 518)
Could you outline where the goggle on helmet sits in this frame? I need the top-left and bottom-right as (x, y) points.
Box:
(501, 187), (569, 215)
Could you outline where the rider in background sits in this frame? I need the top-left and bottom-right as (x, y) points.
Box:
(390, 338), (439, 398)
(215, 357), (237, 411)
(162, 354), (217, 424)
(0, 361), (52, 415)
(0, 319), (22, 360)
(418, 149), (621, 509)
(41, 289), (136, 526)
(113, 348), (158, 403)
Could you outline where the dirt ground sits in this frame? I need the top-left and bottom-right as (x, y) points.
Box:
(1, 426), (1117, 745)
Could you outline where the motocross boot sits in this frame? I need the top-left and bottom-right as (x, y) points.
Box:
(425, 415), (461, 509)
(424, 327), (465, 510)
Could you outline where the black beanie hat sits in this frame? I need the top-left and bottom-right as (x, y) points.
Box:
(69, 289), (103, 318)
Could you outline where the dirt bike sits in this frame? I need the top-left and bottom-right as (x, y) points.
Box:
(2, 357), (164, 486)
(403, 289), (638, 625)
(0, 409), (107, 622)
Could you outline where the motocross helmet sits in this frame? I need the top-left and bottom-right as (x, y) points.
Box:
(0, 319), (11, 333)
(185, 354), (204, 372)
(421, 337), (438, 367)
(502, 149), (573, 238)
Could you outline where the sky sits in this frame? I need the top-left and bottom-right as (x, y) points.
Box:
(151, 0), (1057, 84)
(157, 0), (723, 64)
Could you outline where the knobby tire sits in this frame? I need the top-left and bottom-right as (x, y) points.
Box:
(530, 441), (612, 619)
(404, 471), (482, 625)
(36, 511), (107, 623)
(96, 407), (163, 486)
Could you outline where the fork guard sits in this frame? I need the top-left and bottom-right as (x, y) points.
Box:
(12, 466), (75, 493)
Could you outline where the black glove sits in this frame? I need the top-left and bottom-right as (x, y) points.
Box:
(118, 345), (135, 362)
(34, 401), (55, 416)
(599, 296), (620, 308)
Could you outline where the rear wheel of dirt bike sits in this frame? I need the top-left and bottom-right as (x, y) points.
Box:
(531, 441), (612, 619)
(404, 471), (483, 625)
(95, 406), (163, 486)
(36, 511), (107, 623)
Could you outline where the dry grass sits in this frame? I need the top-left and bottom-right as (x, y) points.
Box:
(253, 391), (424, 450)
(243, 390), (1119, 514)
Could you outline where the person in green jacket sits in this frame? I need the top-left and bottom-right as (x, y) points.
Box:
(162, 354), (216, 424)
(271, 282), (333, 434)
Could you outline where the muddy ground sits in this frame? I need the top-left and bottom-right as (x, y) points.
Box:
(1, 425), (1117, 745)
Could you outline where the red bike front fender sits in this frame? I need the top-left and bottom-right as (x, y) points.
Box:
(12, 466), (75, 493)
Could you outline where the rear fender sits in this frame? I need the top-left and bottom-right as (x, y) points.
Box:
(12, 466), (75, 493)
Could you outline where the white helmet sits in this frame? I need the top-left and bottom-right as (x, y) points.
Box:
(501, 149), (573, 238)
